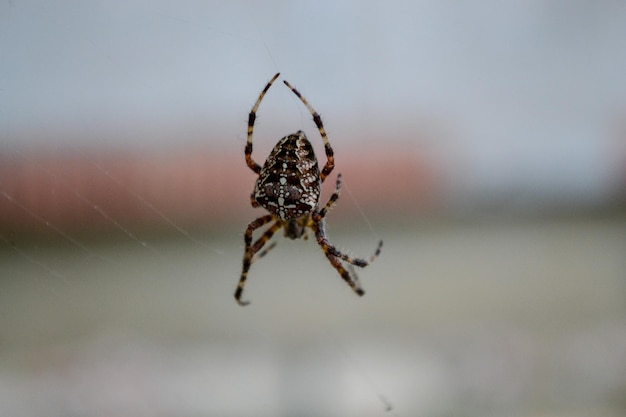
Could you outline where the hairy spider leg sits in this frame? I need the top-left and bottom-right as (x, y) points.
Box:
(253, 241), (278, 262)
(246, 72), (281, 174)
(235, 214), (282, 306)
(283, 79), (335, 182)
(314, 174), (383, 265)
(316, 172), (344, 220)
(311, 174), (383, 294)
(314, 220), (364, 296)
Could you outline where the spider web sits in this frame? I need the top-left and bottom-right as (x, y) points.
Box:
(5, 3), (626, 417)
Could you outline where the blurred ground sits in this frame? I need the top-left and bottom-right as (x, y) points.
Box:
(1, 213), (625, 417)
(0, 144), (438, 236)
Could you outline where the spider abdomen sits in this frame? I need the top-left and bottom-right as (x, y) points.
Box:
(253, 131), (321, 220)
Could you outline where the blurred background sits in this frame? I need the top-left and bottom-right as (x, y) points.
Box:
(1, 1), (625, 416)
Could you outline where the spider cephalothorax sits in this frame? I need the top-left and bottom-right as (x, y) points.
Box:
(235, 73), (382, 306)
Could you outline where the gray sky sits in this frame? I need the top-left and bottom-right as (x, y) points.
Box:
(2, 0), (625, 207)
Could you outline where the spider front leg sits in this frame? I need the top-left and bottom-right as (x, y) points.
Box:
(246, 73), (280, 174)
(283, 79), (335, 181)
(235, 214), (281, 306)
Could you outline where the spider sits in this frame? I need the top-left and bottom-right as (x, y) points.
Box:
(235, 73), (383, 306)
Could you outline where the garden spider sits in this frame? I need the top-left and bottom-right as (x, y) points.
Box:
(235, 73), (383, 306)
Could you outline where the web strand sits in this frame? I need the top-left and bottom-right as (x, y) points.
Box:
(71, 145), (224, 255)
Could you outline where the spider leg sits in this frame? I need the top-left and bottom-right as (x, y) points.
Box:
(332, 238), (383, 267)
(313, 173), (383, 267)
(235, 214), (282, 306)
(320, 245), (365, 296)
(246, 73), (281, 174)
(345, 262), (363, 290)
(253, 241), (278, 262)
(316, 228), (383, 296)
(312, 220), (364, 296)
(315, 219), (383, 266)
(251, 228), (279, 263)
(317, 173), (342, 220)
(283, 79), (335, 182)
(250, 192), (260, 208)
(312, 177), (383, 296)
